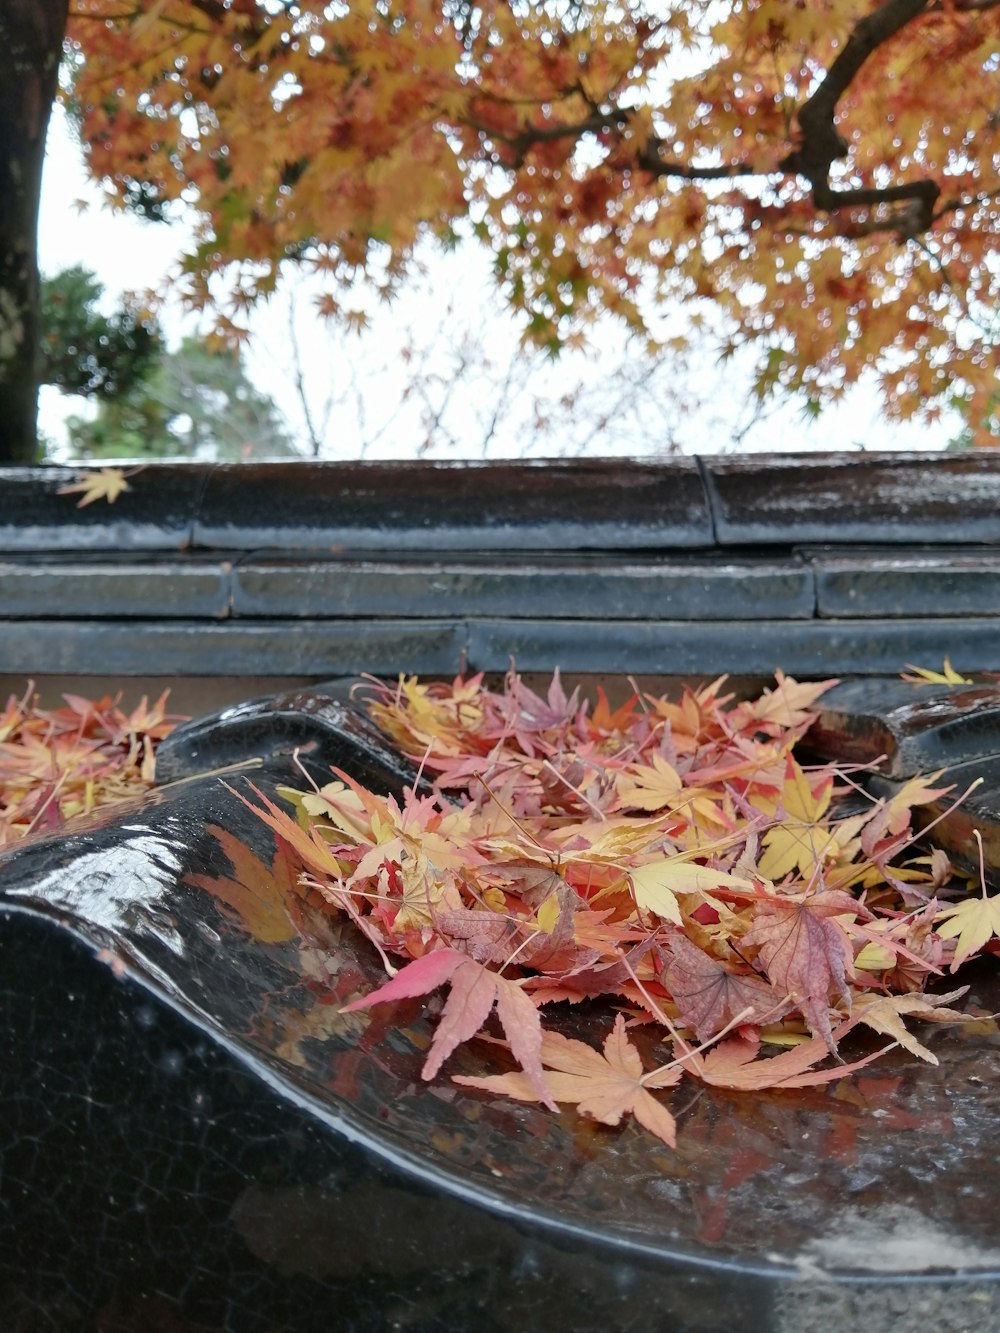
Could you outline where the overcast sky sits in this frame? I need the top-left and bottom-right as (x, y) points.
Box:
(38, 106), (951, 461)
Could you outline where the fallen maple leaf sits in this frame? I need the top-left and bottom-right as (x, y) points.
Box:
(455, 1013), (681, 1147)
(227, 668), (992, 1150)
(681, 1017), (891, 1091)
(629, 856), (754, 924)
(901, 658), (973, 686)
(230, 782), (346, 883)
(664, 933), (791, 1040)
(342, 948), (554, 1108)
(186, 824), (299, 945)
(757, 757), (833, 881)
(740, 888), (859, 1050)
(935, 880), (1000, 971)
(745, 670), (839, 730)
(56, 466), (136, 507)
(615, 754), (682, 810)
(851, 989), (970, 1064)
(0, 684), (184, 842)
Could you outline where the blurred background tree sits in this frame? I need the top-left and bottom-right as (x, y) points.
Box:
(39, 264), (159, 400)
(63, 334), (297, 461)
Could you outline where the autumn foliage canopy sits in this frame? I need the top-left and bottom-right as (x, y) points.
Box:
(66, 0), (999, 436)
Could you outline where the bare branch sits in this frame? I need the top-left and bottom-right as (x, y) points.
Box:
(286, 294), (324, 458)
(461, 109), (620, 170)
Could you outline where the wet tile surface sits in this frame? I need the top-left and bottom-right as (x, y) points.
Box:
(6, 615), (1000, 680)
(232, 553), (814, 621)
(808, 548), (1000, 619)
(1, 457), (1000, 682)
(0, 464), (209, 552)
(705, 454), (1000, 545)
(195, 460), (715, 551)
(463, 617), (1000, 678)
(0, 619), (466, 676)
(152, 680), (417, 787)
(805, 679), (1000, 886)
(806, 679), (1000, 778)
(0, 557), (231, 618)
(2, 694), (999, 1330)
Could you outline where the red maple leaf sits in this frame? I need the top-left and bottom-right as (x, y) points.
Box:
(740, 889), (860, 1051)
(342, 948), (553, 1108)
(663, 933), (791, 1040)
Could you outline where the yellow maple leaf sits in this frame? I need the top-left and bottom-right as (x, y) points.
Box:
(757, 758), (833, 881)
(616, 753), (683, 810)
(629, 857), (755, 924)
(57, 466), (134, 508)
(901, 658), (972, 686)
(935, 880), (1000, 971)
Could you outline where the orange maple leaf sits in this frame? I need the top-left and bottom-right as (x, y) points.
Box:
(455, 1013), (681, 1148)
(589, 687), (639, 735)
(186, 824), (299, 945)
(680, 1024), (892, 1092)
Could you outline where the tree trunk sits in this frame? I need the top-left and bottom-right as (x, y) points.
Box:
(0, 1), (69, 464)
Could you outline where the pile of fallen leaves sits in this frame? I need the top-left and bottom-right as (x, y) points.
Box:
(246, 670), (999, 1149)
(0, 684), (181, 845)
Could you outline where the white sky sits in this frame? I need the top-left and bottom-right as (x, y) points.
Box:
(38, 106), (952, 461)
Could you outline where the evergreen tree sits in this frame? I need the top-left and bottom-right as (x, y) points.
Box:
(66, 335), (298, 462)
(39, 264), (159, 400)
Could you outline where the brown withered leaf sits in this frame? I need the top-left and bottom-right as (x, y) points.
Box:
(186, 824), (299, 945)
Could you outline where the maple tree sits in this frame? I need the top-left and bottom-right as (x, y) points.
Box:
(240, 669), (1000, 1149)
(40, 265), (161, 403)
(2, 0), (999, 462)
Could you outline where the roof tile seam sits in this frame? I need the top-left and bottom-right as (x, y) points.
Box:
(693, 454), (723, 547)
(189, 462), (220, 552)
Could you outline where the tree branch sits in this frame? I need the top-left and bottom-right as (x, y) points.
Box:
(462, 108), (620, 170)
(472, 0), (956, 241)
(781, 0), (941, 235)
(636, 143), (760, 183)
